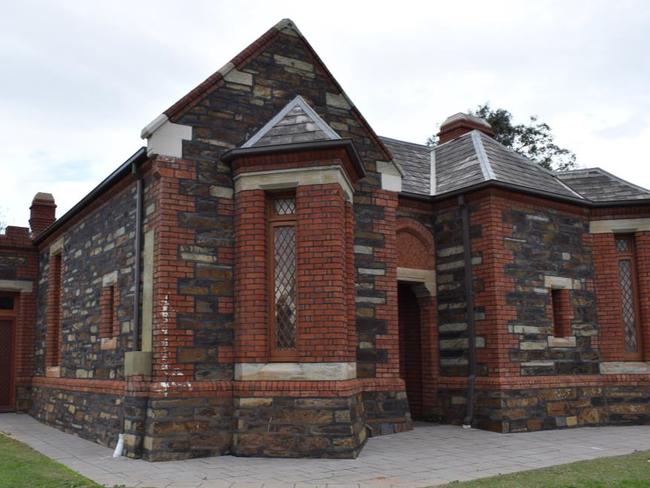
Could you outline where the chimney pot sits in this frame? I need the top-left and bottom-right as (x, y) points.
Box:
(30, 192), (56, 236)
(437, 113), (494, 144)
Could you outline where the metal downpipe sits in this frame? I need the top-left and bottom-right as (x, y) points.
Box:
(458, 195), (477, 427)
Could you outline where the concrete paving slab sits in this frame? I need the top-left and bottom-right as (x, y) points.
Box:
(2, 414), (650, 487)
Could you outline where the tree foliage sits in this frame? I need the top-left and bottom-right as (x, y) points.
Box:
(428, 104), (577, 172)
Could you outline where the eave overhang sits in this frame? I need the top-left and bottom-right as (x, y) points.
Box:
(222, 138), (367, 181)
(399, 179), (650, 208)
(34, 147), (149, 245)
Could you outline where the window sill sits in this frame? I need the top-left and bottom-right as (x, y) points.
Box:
(100, 337), (117, 350)
(600, 362), (650, 374)
(235, 362), (357, 381)
(45, 366), (61, 378)
(547, 336), (576, 348)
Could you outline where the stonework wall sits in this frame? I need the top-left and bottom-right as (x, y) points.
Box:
(433, 203), (487, 377)
(437, 379), (650, 433)
(144, 394), (233, 461)
(148, 155), (235, 383)
(501, 198), (598, 375)
(34, 179), (145, 380)
(354, 191), (400, 379)
(30, 384), (122, 448)
(362, 390), (412, 435)
(233, 394), (367, 458)
(28, 172), (160, 451)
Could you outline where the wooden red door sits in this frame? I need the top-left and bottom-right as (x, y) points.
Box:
(0, 319), (14, 411)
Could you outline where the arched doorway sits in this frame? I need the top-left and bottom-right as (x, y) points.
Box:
(398, 282), (424, 418)
(395, 218), (437, 421)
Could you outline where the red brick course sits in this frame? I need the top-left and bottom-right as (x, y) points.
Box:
(45, 252), (62, 367)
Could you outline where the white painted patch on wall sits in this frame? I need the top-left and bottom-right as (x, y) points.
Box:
(141, 114), (192, 158)
(429, 148), (437, 195)
(377, 160), (403, 192)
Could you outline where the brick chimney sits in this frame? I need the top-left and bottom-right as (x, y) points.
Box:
(437, 113), (495, 144)
(30, 192), (56, 236)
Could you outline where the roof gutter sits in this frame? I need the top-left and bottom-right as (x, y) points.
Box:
(131, 163), (144, 352)
(400, 180), (650, 209)
(34, 147), (149, 245)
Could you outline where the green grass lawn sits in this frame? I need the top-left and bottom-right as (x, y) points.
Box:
(441, 449), (650, 487)
(0, 433), (101, 488)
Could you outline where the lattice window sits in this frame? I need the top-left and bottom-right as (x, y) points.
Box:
(274, 198), (296, 216)
(619, 259), (639, 353)
(274, 226), (296, 348)
(268, 194), (297, 355)
(615, 235), (641, 357)
(616, 237), (630, 252)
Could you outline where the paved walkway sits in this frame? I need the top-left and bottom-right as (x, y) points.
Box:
(1, 414), (650, 488)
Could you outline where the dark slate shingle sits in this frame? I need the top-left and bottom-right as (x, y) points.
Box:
(434, 132), (486, 194)
(253, 105), (333, 146)
(382, 130), (592, 201)
(558, 168), (650, 202)
(379, 136), (431, 195)
(242, 95), (340, 148)
(479, 133), (582, 199)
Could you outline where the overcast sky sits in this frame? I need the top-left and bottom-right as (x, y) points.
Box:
(1, 0), (649, 225)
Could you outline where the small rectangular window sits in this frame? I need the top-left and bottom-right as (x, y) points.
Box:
(100, 285), (117, 339)
(268, 193), (297, 356)
(550, 288), (572, 338)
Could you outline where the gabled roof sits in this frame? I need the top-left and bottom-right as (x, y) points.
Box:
(557, 167), (650, 202)
(155, 18), (392, 162)
(242, 96), (340, 148)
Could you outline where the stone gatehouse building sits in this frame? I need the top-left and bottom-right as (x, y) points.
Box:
(2, 19), (650, 461)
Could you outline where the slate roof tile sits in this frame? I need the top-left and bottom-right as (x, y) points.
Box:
(242, 95), (340, 148)
(380, 130), (650, 203)
(557, 168), (650, 202)
(379, 137), (431, 195)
